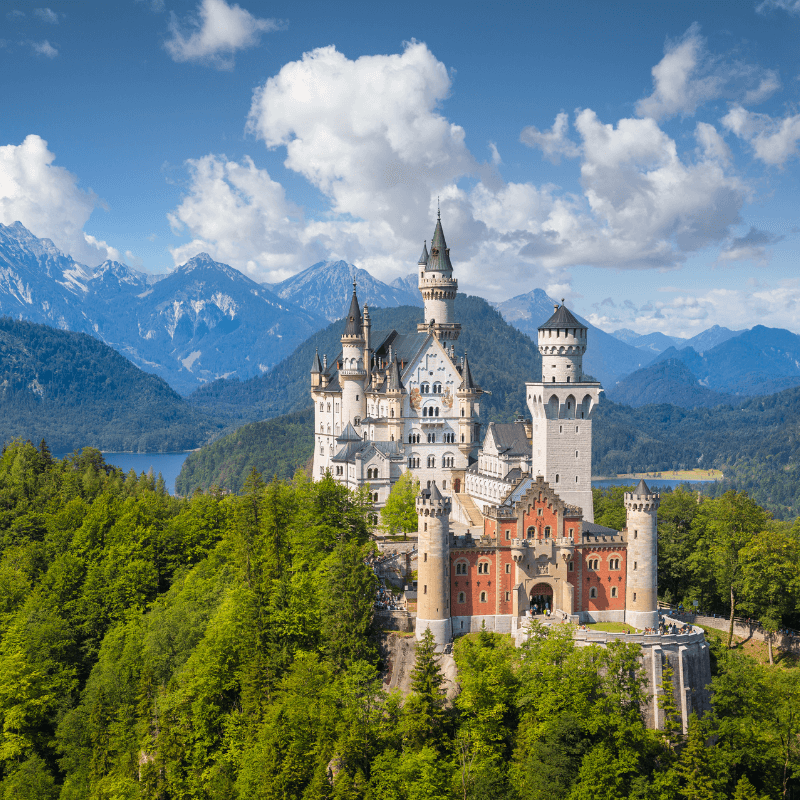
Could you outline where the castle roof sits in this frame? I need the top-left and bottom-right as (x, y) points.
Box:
(583, 521), (620, 536)
(460, 353), (478, 391)
(538, 303), (586, 331)
(386, 356), (403, 391)
(426, 481), (444, 502)
(487, 422), (528, 456)
(336, 422), (362, 443)
(343, 285), (363, 337)
(426, 214), (453, 273)
(418, 241), (429, 266)
(311, 349), (322, 374)
(633, 478), (651, 496)
(331, 442), (363, 462)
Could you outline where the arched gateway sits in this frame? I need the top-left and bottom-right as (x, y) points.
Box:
(530, 582), (553, 613)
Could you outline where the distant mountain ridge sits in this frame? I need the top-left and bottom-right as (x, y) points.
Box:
(272, 260), (422, 320)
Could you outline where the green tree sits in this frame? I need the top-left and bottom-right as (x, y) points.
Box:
(380, 471), (419, 537)
(740, 528), (800, 664)
(401, 627), (447, 751)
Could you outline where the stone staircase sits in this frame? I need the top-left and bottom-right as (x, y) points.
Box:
(455, 492), (483, 528)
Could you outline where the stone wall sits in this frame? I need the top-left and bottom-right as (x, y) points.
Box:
(689, 614), (800, 654)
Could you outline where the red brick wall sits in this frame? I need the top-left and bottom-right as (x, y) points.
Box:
(451, 550), (496, 616)
(522, 498), (559, 541)
(574, 545), (627, 612)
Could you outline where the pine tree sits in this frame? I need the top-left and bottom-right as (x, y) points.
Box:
(659, 659), (682, 749)
(402, 627), (447, 750)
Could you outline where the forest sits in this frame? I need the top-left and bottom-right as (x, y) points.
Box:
(0, 440), (798, 799)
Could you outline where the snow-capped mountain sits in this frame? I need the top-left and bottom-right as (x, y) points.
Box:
(272, 260), (422, 321)
(0, 223), (324, 394)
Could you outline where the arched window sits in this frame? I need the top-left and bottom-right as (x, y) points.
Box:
(434, 407), (439, 417)
(526, 526), (535, 539)
(433, 382), (442, 394)
(428, 433), (436, 443)
(456, 561), (467, 575)
(589, 587), (597, 598)
(458, 592), (466, 603)
(555, 473), (560, 483)
(427, 455), (435, 468)
(354, 416), (361, 426)
(327, 403), (330, 411)
(421, 382), (430, 394)
(479, 591), (487, 603)
(477, 561), (490, 574)
(611, 587), (618, 598)
(319, 402), (324, 411)
(544, 526), (551, 539)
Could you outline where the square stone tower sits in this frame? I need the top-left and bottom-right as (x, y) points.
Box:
(525, 302), (601, 522)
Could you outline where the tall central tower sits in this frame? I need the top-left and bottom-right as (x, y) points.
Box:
(525, 302), (601, 521)
(417, 211), (461, 342)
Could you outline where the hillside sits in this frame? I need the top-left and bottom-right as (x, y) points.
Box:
(0, 317), (218, 451)
(607, 358), (733, 408)
(189, 295), (544, 425)
(175, 407), (313, 495)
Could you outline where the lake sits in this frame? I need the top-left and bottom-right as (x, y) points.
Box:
(56, 451), (191, 495)
(592, 478), (715, 490)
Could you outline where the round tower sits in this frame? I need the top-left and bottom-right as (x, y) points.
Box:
(624, 479), (660, 630)
(340, 282), (367, 429)
(417, 211), (461, 342)
(537, 300), (587, 384)
(415, 482), (452, 646)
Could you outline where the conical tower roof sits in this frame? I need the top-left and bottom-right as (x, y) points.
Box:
(538, 302), (585, 331)
(460, 352), (477, 391)
(343, 282), (363, 337)
(633, 478), (651, 496)
(311, 349), (322, 374)
(336, 422), (362, 443)
(428, 481), (443, 503)
(426, 212), (453, 272)
(418, 241), (429, 266)
(387, 355), (403, 391)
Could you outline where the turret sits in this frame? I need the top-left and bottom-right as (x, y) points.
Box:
(310, 349), (322, 389)
(417, 211), (461, 342)
(340, 281), (367, 429)
(415, 482), (452, 646)
(537, 301), (587, 384)
(624, 479), (660, 630)
(457, 352), (480, 458)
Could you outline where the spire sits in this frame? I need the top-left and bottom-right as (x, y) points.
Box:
(418, 240), (429, 266)
(311, 349), (322, 374)
(538, 301), (585, 331)
(634, 478), (651, 496)
(343, 280), (362, 337)
(460, 351), (477, 391)
(426, 214), (453, 272)
(387, 355), (403, 391)
(428, 481), (443, 503)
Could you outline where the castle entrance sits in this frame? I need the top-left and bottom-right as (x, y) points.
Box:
(454, 478), (461, 493)
(530, 583), (553, 614)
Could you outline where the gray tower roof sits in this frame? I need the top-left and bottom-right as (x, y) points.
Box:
(343, 284), (363, 337)
(387, 356), (403, 391)
(460, 352), (478, 391)
(426, 214), (453, 272)
(538, 303), (586, 331)
(336, 422), (362, 443)
(311, 349), (322, 374)
(418, 241), (429, 266)
(428, 481), (443, 502)
(633, 478), (651, 496)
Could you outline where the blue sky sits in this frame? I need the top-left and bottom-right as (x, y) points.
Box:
(2, 0), (800, 337)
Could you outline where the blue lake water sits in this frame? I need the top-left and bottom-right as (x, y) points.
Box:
(592, 478), (715, 490)
(55, 451), (191, 495)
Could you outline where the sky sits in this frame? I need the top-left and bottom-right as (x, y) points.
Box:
(2, 0), (800, 338)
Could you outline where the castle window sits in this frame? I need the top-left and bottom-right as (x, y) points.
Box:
(566, 376), (570, 383)
(576, 476), (579, 483)
(428, 433), (436, 443)
(456, 562), (467, 575)
(427, 455), (435, 468)
(588, 558), (599, 570)
(424, 523), (427, 532)
(424, 553), (427, 563)
(433, 382), (442, 394)
(576, 451), (579, 458)
(354, 416), (361, 426)
(505, 531), (510, 540)
(611, 587), (618, 598)
(610, 558), (620, 570)
(559, 425), (563, 433)
(435, 407), (439, 417)
(479, 591), (487, 603)
(421, 382), (430, 394)
(568, 561), (574, 571)
(443, 480), (447, 489)
(569, 528), (574, 537)
(458, 592), (465, 603)
(372, 493), (378, 502)
(589, 587), (597, 598)
(634, 562), (637, 570)
(544, 526), (551, 538)
(461, 408), (465, 416)
(319, 402), (324, 411)
(552, 377), (556, 382)
(319, 466), (324, 475)
(478, 561), (490, 574)
(576, 426), (579, 433)
(634, 530), (638, 539)
(424, 585), (427, 594)
(505, 591), (510, 601)
(442, 456), (454, 468)
(538, 508), (543, 516)
(461, 434), (465, 442)
(633, 592), (637, 601)
(527, 526), (535, 538)
(505, 563), (511, 573)
(327, 403), (331, 411)
(555, 474), (560, 483)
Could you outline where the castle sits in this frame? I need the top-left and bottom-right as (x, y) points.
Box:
(311, 213), (660, 644)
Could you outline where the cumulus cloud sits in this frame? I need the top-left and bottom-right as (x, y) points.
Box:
(636, 23), (780, 121)
(30, 40), (58, 58)
(34, 8), (60, 24)
(165, 0), (282, 69)
(722, 104), (800, 166)
(0, 135), (118, 266)
(520, 112), (581, 163)
(166, 41), (761, 299)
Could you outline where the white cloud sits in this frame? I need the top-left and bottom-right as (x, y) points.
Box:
(165, 0), (282, 70)
(636, 23), (780, 121)
(717, 226), (783, 265)
(722, 104), (800, 166)
(756, 0), (800, 15)
(34, 8), (60, 24)
(520, 112), (581, 164)
(31, 40), (58, 58)
(169, 42), (752, 298)
(0, 135), (117, 266)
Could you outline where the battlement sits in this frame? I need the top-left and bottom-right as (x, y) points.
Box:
(624, 492), (660, 511)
